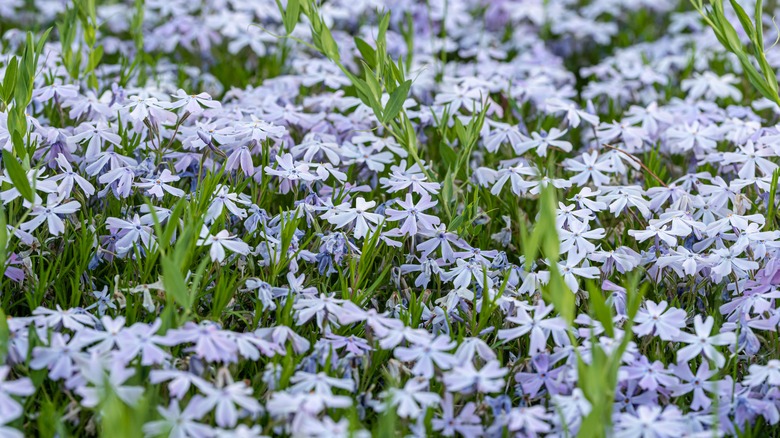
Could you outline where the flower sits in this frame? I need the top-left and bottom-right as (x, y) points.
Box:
(432, 393), (482, 437)
(0, 366), (34, 421)
(143, 400), (214, 438)
(675, 315), (736, 368)
(633, 300), (687, 341)
(325, 197), (383, 239)
(744, 360), (780, 387)
(169, 89), (221, 115)
(384, 193), (441, 236)
(443, 360), (508, 394)
(190, 378), (262, 428)
(669, 361), (718, 411)
(498, 303), (568, 353)
(379, 378), (441, 419)
(205, 185), (250, 223)
(76, 362), (144, 408)
(394, 335), (457, 379)
(516, 128), (572, 156)
(20, 194), (80, 236)
(106, 214), (156, 257)
(264, 153), (316, 193)
(614, 405), (687, 438)
(197, 226), (251, 263)
(136, 169), (185, 198)
(507, 405), (552, 436)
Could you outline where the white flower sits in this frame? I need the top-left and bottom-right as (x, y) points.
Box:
(675, 315), (736, 368)
(20, 195), (80, 236)
(379, 378), (440, 419)
(197, 226), (251, 263)
(136, 169), (185, 198)
(325, 197), (383, 239)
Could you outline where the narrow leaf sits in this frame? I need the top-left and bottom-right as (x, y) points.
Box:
(2, 150), (33, 202)
(382, 79), (411, 123)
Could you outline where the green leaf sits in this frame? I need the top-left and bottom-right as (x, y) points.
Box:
(318, 23), (341, 62)
(86, 44), (104, 72)
(161, 254), (191, 310)
(2, 57), (18, 105)
(439, 142), (457, 169)
(0, 308), (8, 365)
(2, 150), (33, 202)
(10, 131), (25, 160)
(382, 79), (411, 123)
(284, 0), (300, 34)
(377, 12), (390, 49)
(362, 65), (382, 102)
(756, 0), (765, 49)
(354, 37), (377, 67)
(728, 0), (756, 42)
(587, 281), (615, 338)
(448, 212), (465, 231)
(768, 169), (779, 230)
(441, 169), (455, 205)
(0, 203), (7, 285)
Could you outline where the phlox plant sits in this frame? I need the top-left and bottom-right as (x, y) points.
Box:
(2, 0), (780, 437)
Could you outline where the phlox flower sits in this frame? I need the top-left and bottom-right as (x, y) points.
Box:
(443, 360), (508, 394)
(264, 153), (316, 194)
(432, 393), (483, 437)
(190, 378), (262, 428)
(20, 194), (80, 236)
(293, 293), (349, 329)
(507, 405), (551, 436)
(675, 315), (736, 368)
(143, 400), (214, 438)
(744, 360), (780, 388)
(169, 89), (221, 116)
(197, 226), (251, 263)
(117, 319), (171, 366)
(515, 128), (572, 156)
(614, 405), (686, 438)
(50, 153), (95, 199)
(384, 193), (441, 236)
(440, 258), (494, 290)
(379, 160), (440, 195)
(378, 378), (441, 419)
(289, 371), (355, 395)
(0, 168), (58, 205)
(563, 151), (613, 186)
(633, 300), (687, 341)
(394, 335), (457, 378)
(75, 361), (144, 408)
(106, 214), (156, 258)
(224, 141), (257, 176)
(498, 303), (568, 353)
(546, 98), (599, 128)
(0, 366), (34, 421)
(163, 322), (239, 363)
(205, 185), (250, 223)
(325, 197), (383, 239)
(489, 162), (538, 196)
(136, 169), (185, 198)
(514, 353), (568, 398)
(32, 305), (95, 330)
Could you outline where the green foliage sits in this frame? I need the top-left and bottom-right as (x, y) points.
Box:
(768, 168), (780, 230)
(691, 0), (780, 105)
(1, 30), (48, 164)
(1, 151), (33, 202)
(528, 185), (646, 437)
(57, 0), (103, 87)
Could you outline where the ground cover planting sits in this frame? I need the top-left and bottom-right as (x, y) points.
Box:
(2, 0), (780, 436)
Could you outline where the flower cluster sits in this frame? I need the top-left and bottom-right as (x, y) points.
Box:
(0, 0), (780, 437)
